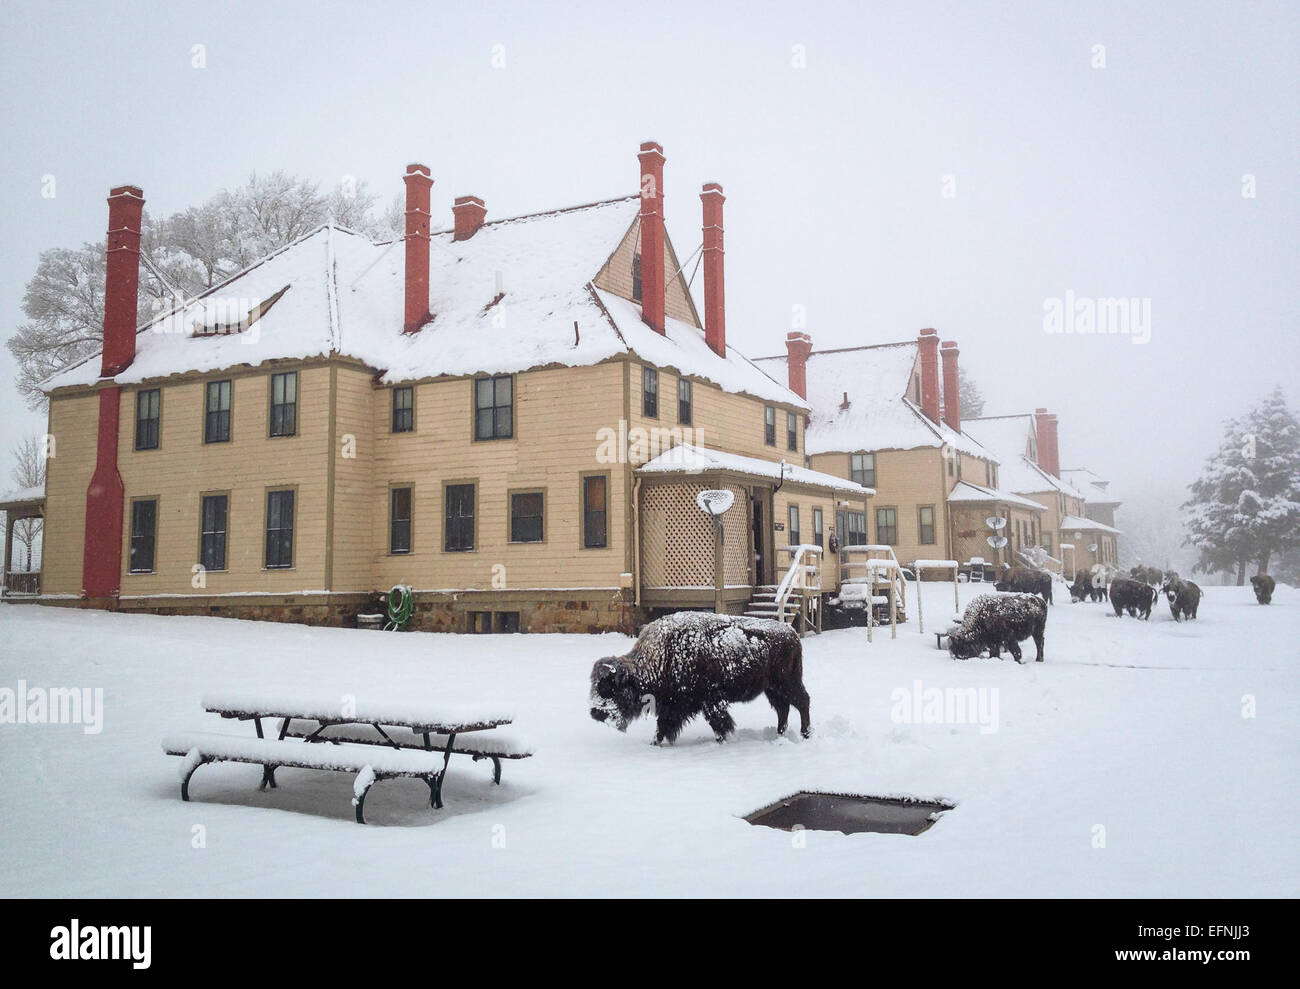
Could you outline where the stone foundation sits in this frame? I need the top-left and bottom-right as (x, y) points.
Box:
(42, 588), (645, 635)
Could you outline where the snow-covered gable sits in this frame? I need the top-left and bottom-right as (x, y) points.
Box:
(45, 195), (803, 409)
(1060, 467), (1121, 506)
(963, 415), (1086, 499)
(1059, 513), (1122, 536)
(754, 343), (988, 457)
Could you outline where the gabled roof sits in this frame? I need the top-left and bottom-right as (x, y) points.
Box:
(44, 196), (803, 408)
(754, 343), (988, 458)
(962, 414), (1086, 499)
(947, 480), (1047, 512)
(1060, 467), (1121, 506)
(635, 443), (873, 497)
(1059, 514), (1122, 536)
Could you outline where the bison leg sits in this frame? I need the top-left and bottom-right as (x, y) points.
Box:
(1033, 626), (1045, 662)
(702, 703), (735, 742)
(1006, 637), (1024, 664)
(654, 707), (688, 745)
(1111, 599), (1123, 616)
(766, 691), (791, 735)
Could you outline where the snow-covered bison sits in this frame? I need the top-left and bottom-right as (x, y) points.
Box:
(1250, 574), (1276, 605)
(947, 593), (1047, 664)
(1109, 577), (1157, 619)
(1162, 575), (1202, 621)
(589, 612), (810, 744)
(1069, 570), (1101, 603)
(995, 566), (1053, 605)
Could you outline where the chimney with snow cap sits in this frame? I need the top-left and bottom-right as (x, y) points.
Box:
(1034, 407), (1061, 478)
(453, 195), (486, 241)
(918, 328), (941, 424)
(785, 331), (813, 399)
(940, 340), (960, 432)
(402, 163), (433, 333)
(83, 184), (144, 600)
(700, 182), (726, 357)
(637, 141), (666, 334)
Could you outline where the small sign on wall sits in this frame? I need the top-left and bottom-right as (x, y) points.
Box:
(774, 522), (785, 532)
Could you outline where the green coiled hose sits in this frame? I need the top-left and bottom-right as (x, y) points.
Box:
(385, 584), (414, 631)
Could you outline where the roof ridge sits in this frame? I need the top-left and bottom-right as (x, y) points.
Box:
(752, 340), (915, 362)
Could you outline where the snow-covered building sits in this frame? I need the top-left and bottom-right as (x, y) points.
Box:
(755, 331), (1046, 570)
(1059, 467), (1122, 529)
(963, 412), (1121, 575)
(34, 143), (870, 631)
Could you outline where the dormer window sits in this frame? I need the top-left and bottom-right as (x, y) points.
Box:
(632, 254), (643, 303)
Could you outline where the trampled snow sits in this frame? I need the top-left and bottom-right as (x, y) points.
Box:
(1, 584), (1296, 897)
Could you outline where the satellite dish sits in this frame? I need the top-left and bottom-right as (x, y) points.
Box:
(985, 516), (1007, 530)
(696, 489), (735, 517)
(987, 535), (1008, 549)
(1074, 531), (1084, 540)
(1088, 544), (1098, 553)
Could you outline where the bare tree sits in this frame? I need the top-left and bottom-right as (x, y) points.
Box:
(7, 171), (395, 406)
(9, 436), (46, 572)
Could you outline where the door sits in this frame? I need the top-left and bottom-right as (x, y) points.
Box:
(752, 492), (767, 586)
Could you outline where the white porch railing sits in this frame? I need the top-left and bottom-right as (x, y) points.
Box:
(773, 544), (823, 633)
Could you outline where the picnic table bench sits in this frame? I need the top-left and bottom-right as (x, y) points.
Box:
(161, 690), (534, 823)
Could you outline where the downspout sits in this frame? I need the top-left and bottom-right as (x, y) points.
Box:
(633, 475), (642, 607)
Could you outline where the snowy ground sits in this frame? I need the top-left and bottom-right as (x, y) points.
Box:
(1, 582), (1296, 897)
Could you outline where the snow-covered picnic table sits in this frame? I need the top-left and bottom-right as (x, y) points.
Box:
(162, 689), (533, 823)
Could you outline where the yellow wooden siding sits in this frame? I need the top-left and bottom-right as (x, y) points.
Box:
(593, 217), (700, 327)
(369, 362), (628, 591)
(41, 393), (99, 594)
(330, 366), (376, 591)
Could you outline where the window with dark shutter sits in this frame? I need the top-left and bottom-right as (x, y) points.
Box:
(269, 372), (297, 437)
(265, 490), (295, 568)
(677, 378), (692, 425)
(582, 475), (607, 549)
(632, 253), (642, 302)
(813, 508), (824, 547)
(392, 386), (414, 433)
(788, 505), (800, 546)
(390, 487), (412, 554)
(764, 406), (775, 445)
(135, 389), (160, 451)
(129, 500), (157, 573)
(510, 492), (544, 543)
(787, 412), (798, 451)
(205, 380), (232, 443)
(200, 494), (228, 571)
(444, 484), (476, 551)
(474, 376), (513, 440)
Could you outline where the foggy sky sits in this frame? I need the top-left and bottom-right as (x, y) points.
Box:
(1, 0), (1296, 515)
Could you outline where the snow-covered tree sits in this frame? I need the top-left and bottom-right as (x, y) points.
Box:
(1182, 388), (1300, 583)
(958, 366), (985, 417)
(9, 435), (46, 571)
(7, 172), (394, 407)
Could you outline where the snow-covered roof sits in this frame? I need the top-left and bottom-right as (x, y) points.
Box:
(0, 483), (44, 507)
(947, 480), (1048, 512)
(44, 197), (803, 409)
(754, 343), (989, 458)
(1060, 467), (1121, 505)
(962, 414), (1086, 499)
(1059, 514), (1122, 536)
(635, 443), (873, 497)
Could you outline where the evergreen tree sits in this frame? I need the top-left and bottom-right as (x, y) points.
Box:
(1182, 388), (1300, 583)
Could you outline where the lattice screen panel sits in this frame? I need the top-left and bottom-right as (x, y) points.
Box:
(641, 482), (750, 587)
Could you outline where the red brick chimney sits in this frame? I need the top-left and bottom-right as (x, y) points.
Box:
(700, 183), (725, 356)
(452, 195), (486, 241)
(940, 340), (961, 432)
(83, 185), (144, 599)
(101, 186), (144, 376)
(918, 328), (941, 424)
(402, 163), (433, 333)
(1034, 408), (1061, 478)
(637, 141), (666, 334)
(785, 331), (813, 400)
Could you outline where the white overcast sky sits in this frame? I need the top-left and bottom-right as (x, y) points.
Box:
(1, 0), (1296, 503)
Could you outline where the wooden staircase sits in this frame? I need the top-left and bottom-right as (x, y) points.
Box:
(744, 545), (823, 634)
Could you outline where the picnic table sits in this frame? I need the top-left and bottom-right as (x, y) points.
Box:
(162, 690), (533, 823)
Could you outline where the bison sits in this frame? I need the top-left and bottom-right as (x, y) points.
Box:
(994, 566), (1054, 605)
(589, 612), (810, 744)
(947, 592), (1047, 664)
(1250, 574), (1276, 605)
(1069, 570), (1093, 603)
(1109, 577), (1158, 619)
(1163, 576), (1202, 622)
